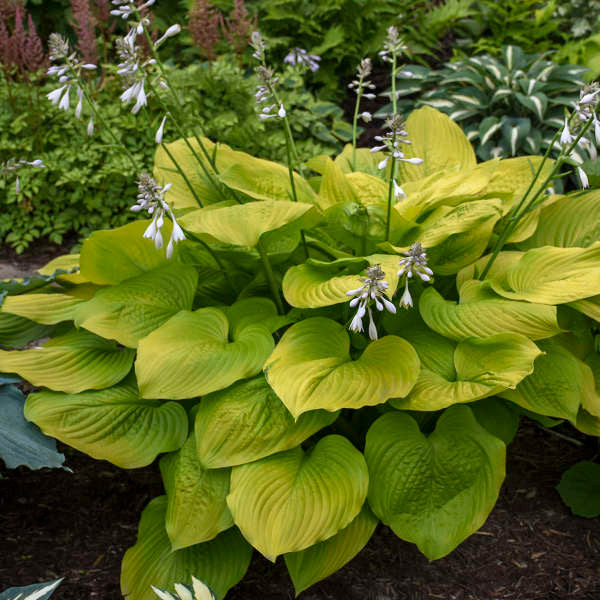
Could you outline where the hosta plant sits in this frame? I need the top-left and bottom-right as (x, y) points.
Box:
(0, 579), (63, 600)
(2, 106), (600, 598)
(378, 45), (592, 162)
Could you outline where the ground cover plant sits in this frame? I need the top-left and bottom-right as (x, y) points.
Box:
(2, 5), (600, 600)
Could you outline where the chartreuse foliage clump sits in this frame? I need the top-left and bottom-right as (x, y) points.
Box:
(3, 106), (600, 598)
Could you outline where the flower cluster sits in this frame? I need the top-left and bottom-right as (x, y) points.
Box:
(346, 265), (396, 340)
(284, 48), (321, 72)
(111, 0), (155, 20)
(348, 58), (375, 122)
(1, 158), (45, 194)
(397, 242), (432, 308)
(131, 173), (185, 258)
(46, 33), (96, 131)
(378, 25), (407, 63)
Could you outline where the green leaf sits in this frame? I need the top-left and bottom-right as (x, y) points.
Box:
(397, 106), (477, 183)
(227, 435), (368, 561)
(392, 332), (541, 411)
(365, 406), (505, 560)
(499, 339), (591, 421)
(0, 329), (135, 393)
(180, 200), (317, 248)
(0, 383), (65, 470)
(556, 461), (600, 518)
(121, 497), (253, 600)
(469, 397), (520, 445)
(80, 221), (175, 285)
(0, 579), (63, 600)
(160, 435), (233, 550)
(419, 284), (561, 341)
(75, 264), (198, 348)
(136, 307), (274, 400)
(25, 376), (187, 468)
(195, 375), (338, 468)
(0, 313), (55, 349)
(282, 255), (400, 309)
(307, 155), (357, 210)
(264, 318), (420, 419)
(284, 504), (378, 596)
(489, 243), (600, 304)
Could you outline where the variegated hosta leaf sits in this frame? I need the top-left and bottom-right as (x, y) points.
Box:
(121, 497), (253, 600)
(489, 243), (600, 304)
(24, 376), (187, 468)
(160, 435), (233, 550)
(365, 406), (505, 560)
(282, 254), (400, 309)
(194, 375), (338, 468)
(396, 106), (477, 183)
(180, 200), (317, 248)
(264, 317), (420, 419)
(0, 287), (92, 325)
(500, 339), (600, 421)
(136, 308), (274, 400)
(75, 264), (198, 348)
(392, 331), (541, 411)
(419, 285), (561, 341)
(227, 435), (368, 561)
(0, 329), (135, 393)
(152, 577), (217, 600)
(80, 220), (178, 285)
(0, 578), (63, 600)
(519, 190), (600, 249)
(284, 504), (378, 596)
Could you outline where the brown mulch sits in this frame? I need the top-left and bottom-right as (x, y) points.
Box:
(1, 420), (599, 599)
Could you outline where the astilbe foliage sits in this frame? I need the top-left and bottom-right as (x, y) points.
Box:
(70, 0), (99, 66)
(0, 2), (46, 79)
(189, 0), (221, 60)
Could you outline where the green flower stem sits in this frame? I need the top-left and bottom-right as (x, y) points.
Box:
(257, 239), (285, 315)
(145, 79), (229, 202)
(479, 117), (594, 280)
(351, 85), (364, 171)
(391, 54), (398, 115)
(385, 155), (397, 242)
(67, 62), (139, 171)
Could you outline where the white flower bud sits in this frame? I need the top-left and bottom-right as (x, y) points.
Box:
(155, 115), (167, 144)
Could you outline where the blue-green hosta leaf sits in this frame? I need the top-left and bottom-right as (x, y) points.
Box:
(25, 376), (187, 468)
(227, 435), (368, 561)
(180, 200), (318, 248)
(519, 190), (600, 249)
(136, 308), (274, 400)
(556, 461), (600, 518)
(160, 435), (233, 550)
(284, 504), (378, 596)
(264, 317), (420, 419)
(80, 220), (176, 285)
(0, 313), (55, 349)
(392, 332), (541, 411)
(0, 329), (135, 393)
(194, 375), (338, 468)
(0, 383), (65, 470)
(365, 406), (505, 560)
(396, 106), (477, 182)
(500, 339), (596, 421)
(489, 243), (600, 304)
(121, 497), (253, 600)
(282, 255), (401, 309)
(75, 264), (198, 348)
(0, 578), (63, 600)
(419, 285), (561, 341)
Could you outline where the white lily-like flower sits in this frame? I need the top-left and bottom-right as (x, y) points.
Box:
(393, 179), (406, 200)
(396, 242), (433, 310)
(155, 24), (181, 48)
(278, 103), (286, 118)
(560, 116), (574, 146)
(399, 279), (412, 308)
(283, 47), (321, 72)
(87, 118), (94, 136)
(371, 115), (423, 170)
(155, 115), (167, 144)
(47, 85), (66, 105)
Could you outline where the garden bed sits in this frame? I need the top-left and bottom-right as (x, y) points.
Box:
(2, 420), (599, 600)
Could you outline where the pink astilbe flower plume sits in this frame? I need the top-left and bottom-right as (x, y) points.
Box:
(189, 0), (220, 60)
(70, 0), (99, 66)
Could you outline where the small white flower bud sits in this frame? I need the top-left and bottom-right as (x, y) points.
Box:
(155, 115), (167, 144)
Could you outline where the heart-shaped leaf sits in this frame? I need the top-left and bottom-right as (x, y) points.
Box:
(121, 496), (253, 600)
(227, 435), (368, 560)
(0, 329), (135, 393)
(136, 308), (274, 400)
(264, 318), (420, 419)
(160, 435), (233, 550)
(195, 375), (338, 468)
(556, 461), (600, 518)
(365, 406), (505, 560)
(284, 504), (378, 596)
(75, 264), (198, 348)
(25, 376), (187, 468)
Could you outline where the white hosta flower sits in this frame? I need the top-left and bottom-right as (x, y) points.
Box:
(155, 115), (167, 144)
(359, 111), (372, 122)
(396, 242), (433, 310)
(560, 116), (574, 147)
(132, 173), (185, 257)
(47, 85), (67, 106)
(348, 58), (375, 96)
(87, 118), (94, 136)
(278, 103), (286, 118)
(371, 115), (423, 170)
(155, 24), (181, 48)
(393, 179), (406, 200)
(346, 264), (396, 340)
(378, 25), (408, 63)
(250, 31), (266, 62)
(284, 47), (321, 72)
(2, 157), (46, 195)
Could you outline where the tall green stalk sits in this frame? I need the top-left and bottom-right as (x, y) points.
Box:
(257, 239), (285, 315)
